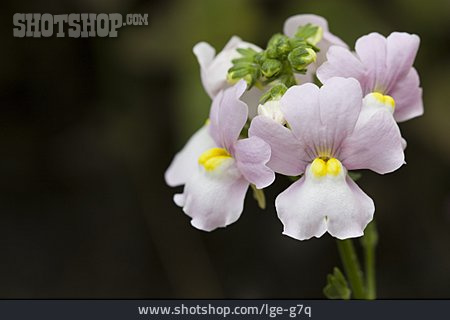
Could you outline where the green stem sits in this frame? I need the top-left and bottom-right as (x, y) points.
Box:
(361, 221), (378, 300)
(364, 243), (376, 299)
(337, 239), (366, 299)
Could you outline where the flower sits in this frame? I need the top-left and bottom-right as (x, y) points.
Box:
(249, 77), (404, 240)
(193, 36), (263, 117)
(167, 81), (275, 231)
(283, 14), (348, 83)
(316, 32), (422, 122)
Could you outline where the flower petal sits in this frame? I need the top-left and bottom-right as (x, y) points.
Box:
(384, 32), (420, 93)
(275, 164), (374, 240)
(327, 175), (374, 239)
(209, 80), (248, 150)
(390, 68), (424, 122)
(281, 77), (362, 156)
(193, 41), (216, 71)
(318, 78), (362, 145)
(249, 116), (308, 176)
(280, 82), (320, 143)
(194, 36), (261, 99)
(340, 107), (405, 174)
(284, 14), (329, 38)
(355, 32), (387, 93)
(316, 46), (366, 85)
(276, 176), (327, 240)
(234, 136), (275, 189)
(174, 160), (249, 231)
(283, 14), (347, 48)
(165, 125), (216, 187)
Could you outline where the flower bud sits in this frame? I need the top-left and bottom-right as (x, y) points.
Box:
(266, 34), (292, 59)
(258, 100), (286, 125)
(288, 47), (316, 71)
(227, 61), (260, 87)
(294, 23), (323, 46)
(261, 58), (282, 78)
(260, 84), (288, 103)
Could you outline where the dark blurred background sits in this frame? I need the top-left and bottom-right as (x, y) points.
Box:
(0, 0), (449, 298)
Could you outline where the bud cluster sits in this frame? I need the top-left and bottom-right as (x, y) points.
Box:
(227, 23), (322, 91)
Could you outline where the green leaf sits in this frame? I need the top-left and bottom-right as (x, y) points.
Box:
(251, 184), (266, 209)
(236, 47), (259, 56)
(323, 267), (352, 300)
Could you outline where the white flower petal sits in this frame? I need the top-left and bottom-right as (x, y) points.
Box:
(175, 159), (249, 231)
(165, 125), (216, 187)
(194, 36), (262, 99)
(275, 162), (374, 240)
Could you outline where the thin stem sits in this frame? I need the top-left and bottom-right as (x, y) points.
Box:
(337, 239), (366, 299)
(361, 221), (378, 300)
(364, 243), (376, 299)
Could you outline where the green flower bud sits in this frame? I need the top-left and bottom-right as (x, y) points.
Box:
(266, 33), (292, 59)
(295, 23), (323, 46)
(288, 47), (317, 72)
(261, 58), (282, 78)
(260, 83), (288, 104)
(254, 52), (266, 65)
(226, 46), (263, 88)
(227, 63), (260, 87)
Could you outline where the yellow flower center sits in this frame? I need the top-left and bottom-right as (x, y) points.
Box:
(372, 92), (395, 109)
(311, 157), (342, 177)
(198, 148), (232, 171)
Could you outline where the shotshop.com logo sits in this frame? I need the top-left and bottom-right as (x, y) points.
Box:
(13, 13), (149, 38)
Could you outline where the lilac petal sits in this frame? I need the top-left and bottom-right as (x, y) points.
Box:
(322, 29), (348, 49)
(284, 14), (328, 37)
(249, 116), (308, 176)
(316, 46), (366, 86)
(390, 68), (423, 122)
(234, 136), (275, 189)
(165, 125), (216, 187)
(281, 78), (362, 157)
(355, 32), (387, 93)
(209, 80), (248, 150)
(315, 35), (348, 74)
(283, 14), (347, 48)
(384, 32), (420, 93)
(340, 108), (404, 174)
(174, 161), (249, 231)
(318, 78), (362, 144)
(275, 167), (374, 241)
(280, 83), (320, 143)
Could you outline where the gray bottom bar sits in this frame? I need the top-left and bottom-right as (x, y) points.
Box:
(0, 300), (448, 320)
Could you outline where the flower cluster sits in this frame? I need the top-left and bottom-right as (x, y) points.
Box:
(165, 14), (423, 240)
